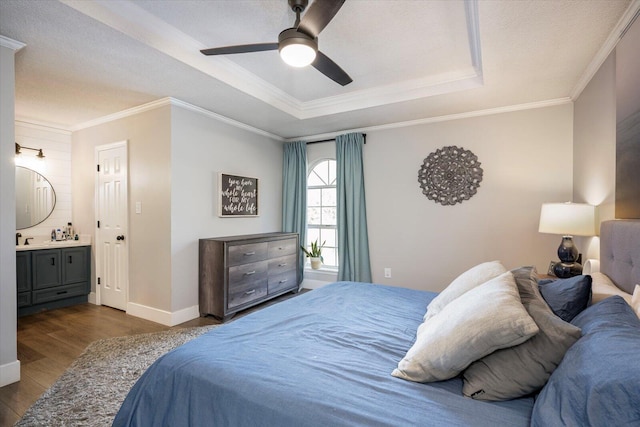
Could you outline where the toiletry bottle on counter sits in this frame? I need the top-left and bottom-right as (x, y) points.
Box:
(56, 229), (62, 241)
(67, 222), (74, 238)
(51, 229), (56, 241)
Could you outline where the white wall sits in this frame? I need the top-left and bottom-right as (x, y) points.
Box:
(15, 121), (72, 239)
(170, 104), (283, 314)
(364, 104), (574, 292)
(0, 43), (20, 387)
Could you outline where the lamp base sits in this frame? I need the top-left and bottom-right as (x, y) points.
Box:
(553, 262), (583, 279)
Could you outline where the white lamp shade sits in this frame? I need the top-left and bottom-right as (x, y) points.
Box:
(538, 202), (596, 236)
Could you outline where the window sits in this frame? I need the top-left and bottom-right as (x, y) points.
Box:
(306, 159), (338, 268)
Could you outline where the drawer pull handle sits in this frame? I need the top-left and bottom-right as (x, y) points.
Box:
(68, 256), (73, 264)
(244, 271), (256, 276)
(56, 290), (68, 295)
(244, 252), (256, 256)
(278, 263), (287, 267)
(244, 289), (256, 296)
(51, 258), (56, 266)
(279, 279), (288, 284)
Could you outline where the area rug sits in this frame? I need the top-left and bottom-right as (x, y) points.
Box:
(16, 325), (219, 426)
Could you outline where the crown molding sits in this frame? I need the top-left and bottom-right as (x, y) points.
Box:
(71, 98), (172, 131)
(0, 35), (26, 51)
(169, 98), (284, 141)
(15, 119), (72, 135)
(299, 68), (483, 119)
(61, 0), (483, 119)
(287, 98), (572, 142)
(570, 0), (640, 100)
(69, 97), (283, 140)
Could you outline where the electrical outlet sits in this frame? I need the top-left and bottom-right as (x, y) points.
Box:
(384, 268), (392, 278)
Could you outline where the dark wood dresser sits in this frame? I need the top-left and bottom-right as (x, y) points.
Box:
(199, 232), (300, 321)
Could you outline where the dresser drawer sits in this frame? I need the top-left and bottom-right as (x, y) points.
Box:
(268, 255), (297, 275)
(228, 261), (268, 287)
(267, 238), (297, 258)
(268, 270), (297, 295)
(32, 282), (87, 305)
(228, 280), (268, 309)
(228, 243), (268, 266)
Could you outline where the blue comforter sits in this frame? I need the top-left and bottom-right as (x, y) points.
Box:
(113, 282), (533, 426)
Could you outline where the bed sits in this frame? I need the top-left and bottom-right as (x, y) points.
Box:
(114, 220), (640, 427)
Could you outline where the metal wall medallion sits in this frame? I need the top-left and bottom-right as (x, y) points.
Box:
(418, 146), (483, 206)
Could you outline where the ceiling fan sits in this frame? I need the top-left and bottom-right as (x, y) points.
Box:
(200, 0), (352, 86)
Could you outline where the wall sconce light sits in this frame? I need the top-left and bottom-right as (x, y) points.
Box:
(15, 142), (45, 159)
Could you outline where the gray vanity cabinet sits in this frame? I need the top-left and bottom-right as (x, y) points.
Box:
(16, 251), (32, 307)
(62, 247), (89, 285)
(18, 246), (91, 316)
(32, 249), (62, 289)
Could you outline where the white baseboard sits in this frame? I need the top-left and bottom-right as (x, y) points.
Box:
(300, 278), (331, 290)
(0, 360), (20, 387)
(302, 269), (337, 290)
(126, 302), (200, 326)
(171, 305), (201, 326)
(88, 291), (97, 305)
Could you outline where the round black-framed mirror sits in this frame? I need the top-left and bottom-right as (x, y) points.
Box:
(15, 166), (56, 229)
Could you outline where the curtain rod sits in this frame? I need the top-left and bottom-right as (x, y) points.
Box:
(306, 134), (367, 145)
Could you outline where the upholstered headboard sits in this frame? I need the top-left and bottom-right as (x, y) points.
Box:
(600, 220), (640, 294)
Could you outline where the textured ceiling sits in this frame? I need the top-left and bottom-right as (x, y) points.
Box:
(0, 0), (637, 139)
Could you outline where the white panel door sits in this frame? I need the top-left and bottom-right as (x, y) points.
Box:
(96, 142), (128, 311)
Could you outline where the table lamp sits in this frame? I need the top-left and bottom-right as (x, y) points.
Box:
(538, 202), (596, 278)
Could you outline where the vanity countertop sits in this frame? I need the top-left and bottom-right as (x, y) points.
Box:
(16, 237), (91, 251)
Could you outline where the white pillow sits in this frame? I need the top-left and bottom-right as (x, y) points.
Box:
(591, 272), (632, 305)
(393, 271), (539, 383)
(632, 285), (640, 319)
(424, 261), (507, 320)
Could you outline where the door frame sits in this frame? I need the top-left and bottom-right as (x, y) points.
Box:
(94, 140), (129, 308)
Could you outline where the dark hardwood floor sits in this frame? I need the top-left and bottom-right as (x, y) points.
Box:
(0, 290), (305, 426)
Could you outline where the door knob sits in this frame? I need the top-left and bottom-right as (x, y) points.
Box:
(116, 235), (125, 241)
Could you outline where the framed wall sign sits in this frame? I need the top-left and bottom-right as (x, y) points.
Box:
(218, 173), (259, 217)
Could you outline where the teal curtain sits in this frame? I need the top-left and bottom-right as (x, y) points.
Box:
(336, 133), (372, 282)
(282, 141), (307, 283)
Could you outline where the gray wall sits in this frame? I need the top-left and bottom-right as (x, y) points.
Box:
(71, 102), (282, 322)
(0, 44), (19, 387)
(169, 104), (283, 312)
(364, 104), (574, 291)
(573, 16), (640, 258)
(573, 52), (616, 260)
(72, 105), (173, 313)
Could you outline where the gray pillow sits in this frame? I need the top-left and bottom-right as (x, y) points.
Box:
(462, 266), (582, 401)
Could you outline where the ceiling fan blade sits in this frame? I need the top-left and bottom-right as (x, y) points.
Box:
(312, 51), (352, 86)
(200, 43), (278, 56)
(297, 0), (345, 38)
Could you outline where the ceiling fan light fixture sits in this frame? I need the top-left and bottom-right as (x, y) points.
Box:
(278, 28), (317, 68)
